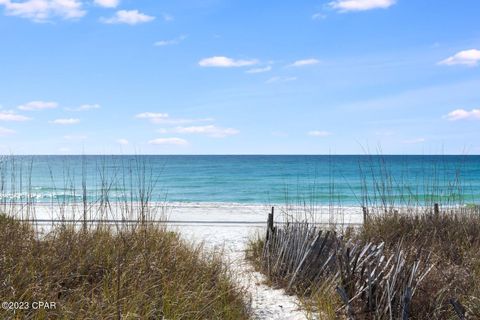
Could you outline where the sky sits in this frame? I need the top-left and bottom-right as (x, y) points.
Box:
(0, 0), (479, 155)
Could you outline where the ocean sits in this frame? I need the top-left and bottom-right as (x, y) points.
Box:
(1, 155), (479, 206)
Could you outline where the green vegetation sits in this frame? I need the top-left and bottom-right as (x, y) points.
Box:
(0, 215), (250, 319)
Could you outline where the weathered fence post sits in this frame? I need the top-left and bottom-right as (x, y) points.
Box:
(362, 206), (368, 224)
(264, 207), (275, 276)
(402, 287), (412, 320)
(266, 206), (274, 241)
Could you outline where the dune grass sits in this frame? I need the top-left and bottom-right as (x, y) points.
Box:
(247, 206), (480, 319)
(0, 215), (250, 319)
(352, 208), (480, 319)
(0, 155), (252, 319)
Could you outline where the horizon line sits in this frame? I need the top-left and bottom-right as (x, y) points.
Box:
(2, 154), (479, 157)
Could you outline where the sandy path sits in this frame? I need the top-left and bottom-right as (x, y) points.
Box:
(164, 203), (361, 319)
(175, 223), (308, 320)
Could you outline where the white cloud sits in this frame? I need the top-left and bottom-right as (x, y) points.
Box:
(312, 12), (326, 20)
(246, 66), (272, 74)
(0, 111), (31, 121)
(173, 125), (239, 138)
(117, 138), (129, 145)
(154, 40), (176, 47)
(0, 127), (15, 136)
(154, 35), (187, 47)
(439, 49), (480, 67)
(50, 118), (80, 125)
(67, 104), (100, 111)
(77, 104), (100, 111)
(198, 56), (258, 68)
(290, 59), (320, 67)
(444, 108), (480, 121)
(266, 76), (297, 84)
(308, 130), (332, 137)
(135, 112), (169, 123)
(148, 137), (188, 146)
(0, 0), (85, 22)
(330, 0), (396, 12)
(18, 100), (58, 111)
(94, 0), (119, 8)
(101, 10), (155, 25)
(402, 138), (426, 144)
(135, 112), (213, 125)
(135, 112), (168, 119)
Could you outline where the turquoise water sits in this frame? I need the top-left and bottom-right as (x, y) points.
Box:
(1, 155), (479, 206)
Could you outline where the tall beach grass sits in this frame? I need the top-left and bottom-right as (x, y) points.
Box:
(0, 155), (250, 319)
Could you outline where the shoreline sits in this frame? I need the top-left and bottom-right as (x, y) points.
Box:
(3, 201), (365, 225)
(3, 201), (468, 227)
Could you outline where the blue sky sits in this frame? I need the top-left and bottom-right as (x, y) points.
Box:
(0, 0), (479, 154)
